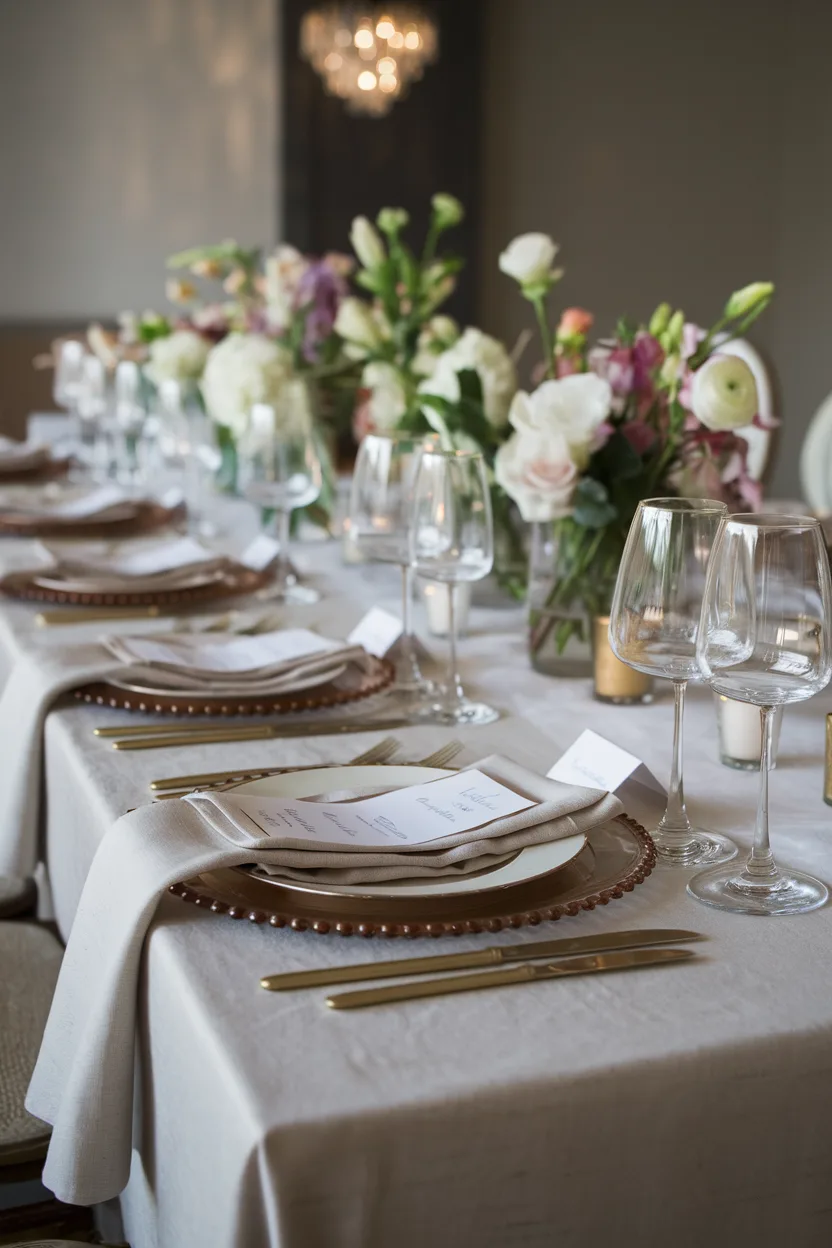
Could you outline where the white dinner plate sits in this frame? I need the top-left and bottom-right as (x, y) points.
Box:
(235, 764), (588, 899)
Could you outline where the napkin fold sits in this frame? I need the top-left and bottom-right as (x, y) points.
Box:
(25, 756), (622, 1206)
(38, 536), (227, 591)
(0, 437), (52, 473)
(0, 484), (137, 523)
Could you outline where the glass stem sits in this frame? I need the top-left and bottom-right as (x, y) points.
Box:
(395, 563), (423, 690)
(401, 564), (414, 640)
(444, 584), (464, 710)
(275, 508), (291, 588)
(742, 707), (780, 882)
(654, 679), (697, 857)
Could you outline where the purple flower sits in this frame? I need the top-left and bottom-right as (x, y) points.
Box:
(295, 260), (348, 362)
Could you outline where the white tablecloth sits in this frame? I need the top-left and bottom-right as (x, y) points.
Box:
(6, 419), (832, 1246)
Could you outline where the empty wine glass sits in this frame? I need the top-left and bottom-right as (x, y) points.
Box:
(410, 447), (498, 725)
(114, 360), (147, 485)
(238, 382), (322, 604)
(608, 497), (737, 866)
(53, 340), (86, 414)
(690, 513), (832, 914)
(157, 380), (221, 536)
(77, 354), (109, 478)
(350, 432), (438, 698)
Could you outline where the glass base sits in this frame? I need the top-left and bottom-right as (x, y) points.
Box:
(259, 582), (320, 605)
(652, 828), (738, 868)
(687, 863), (828, 915)
(420, 697), (500, 726)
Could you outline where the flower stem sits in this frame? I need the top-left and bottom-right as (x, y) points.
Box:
(532, 296), (555, 379)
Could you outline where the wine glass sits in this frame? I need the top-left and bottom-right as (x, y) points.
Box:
(157, 380), (221, 536)
(410, 448), (498, 725)
(690, 513), (832, 914)
(53, 340), (85, 414)
(350, 432), (438, 698)
(238, 382), (322, 604)
(77, 354), (109, 479)
(608, 497), (737, 866)
(114, 360), (147, 485)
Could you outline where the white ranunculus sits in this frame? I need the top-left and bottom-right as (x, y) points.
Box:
(264, 244), (308, 331)
(508, 374), (612, 469)
(145, 330), (209, 387)
(201, 333), (294, 439)
(419, 327), (517, 427)
(691, 354), (758, 431)
(334, 297), (382, 354)
(494, 427), (578, 522)
(498, 233), (559, 285)
(361, 362), (408, 432)
(350, 216), (386, 270)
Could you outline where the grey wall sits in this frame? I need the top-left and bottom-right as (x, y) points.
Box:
(0, 0), (279, 321)
(480, 0), (830, 498)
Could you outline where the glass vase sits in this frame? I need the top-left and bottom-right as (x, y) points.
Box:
(527, 520), (593, 677)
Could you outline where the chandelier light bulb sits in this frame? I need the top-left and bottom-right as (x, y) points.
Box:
(300, 5), (439, 116)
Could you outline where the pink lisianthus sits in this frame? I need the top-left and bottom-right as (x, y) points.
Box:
(620, 420), (656, 456)
(555, 350), (583, 378)
(556, 307), (594, 340)
(632, 332), (664, 390)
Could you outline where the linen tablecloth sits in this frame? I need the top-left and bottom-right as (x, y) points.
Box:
(4, 425), (832, 1246)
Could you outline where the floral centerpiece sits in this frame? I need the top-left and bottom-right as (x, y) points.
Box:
(493, 238), (774, 672)
(89, 239), (358, 525)
(334, 194), (527, 589)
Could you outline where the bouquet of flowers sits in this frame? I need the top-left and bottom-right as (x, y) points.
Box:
(335, 194), (526, 588)
(493, 232), (774, 662)
(88, 239), (359, 524)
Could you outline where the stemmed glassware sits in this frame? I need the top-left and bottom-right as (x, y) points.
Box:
(114, 360), (147, 485)
(349, 432), (438, 698)
(238, 382), (322, 604)
(410, 447), (499, 725)
(77, 354), (110, 479)
(690, 513), (832, 914)
(608, 497), (737, 866)
(157, 380), (222, 536)
(53, 340), (86, 419)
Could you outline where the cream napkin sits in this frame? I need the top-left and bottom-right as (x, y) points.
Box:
(25, 756), (621, 1206)
(103, 627), (360, 682)
(38, 536), (226, 590)
(0, 484), (137, 523)
(0, 437), (52, 473)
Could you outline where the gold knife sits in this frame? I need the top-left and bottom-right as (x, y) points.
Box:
(96, 721), (257, 738)
(35, 606), (165, 626)
(111, 718), (414, 750)
(261, 929), (702, 992)
(326, 947), (698, 1010)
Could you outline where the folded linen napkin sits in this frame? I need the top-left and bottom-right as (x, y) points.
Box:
(40, 535), (225, 584)
(102, 626), (355, 680)
(0, 437), (52, 473)
(0, 483), (137, 523)
(25, 755), (622, 1206)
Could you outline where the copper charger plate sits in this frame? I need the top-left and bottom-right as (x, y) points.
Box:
(0, 496), (186, 540)
(0, 558), (274, 609)
(171, 814), (656, 937)
(73, 654), (394, 716)
(0, 457), (73, 485)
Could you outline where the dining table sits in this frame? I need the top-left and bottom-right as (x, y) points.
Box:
(4, 415), (832, 1248)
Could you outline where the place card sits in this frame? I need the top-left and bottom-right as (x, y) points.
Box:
(239, 533), (281, 572)
(348, 606), (403, 658)
(548, 729), (664, 797)
(207, 768), (536, 850)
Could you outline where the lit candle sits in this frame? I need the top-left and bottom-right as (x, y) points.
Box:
(715, 695), (783, 770)
(422, 581), (471, 636)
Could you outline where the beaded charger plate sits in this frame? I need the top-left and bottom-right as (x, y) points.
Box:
(0, 496), (186, 540)
(171, 764), (656, 936)
(0, 456), (72, 484)
(73, 655), (394, 716)
(0, 559), (273, 609)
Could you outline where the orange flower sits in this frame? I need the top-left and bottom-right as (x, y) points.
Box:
(557, 307), (593, 339)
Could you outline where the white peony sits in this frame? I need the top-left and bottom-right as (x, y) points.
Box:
(691, 354), (758, 431)
(350, 216), (386, 270)
(201, 333), (294, 439)
(361, 362), (408, 432)
(334, 297), (382, 354)
(419, 327), (516, 427)
(508, 374), (612, 469)
(495, 427), (578, 522)
(145, 330), (209, 387)
(264, 244), (308, 332)
(498, 233), (559, 286)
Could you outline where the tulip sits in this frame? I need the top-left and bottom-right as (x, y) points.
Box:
(350, 216), (387, 271)
(431, 193), (464, 230)
(724, 282), (774, 320)
(691, 354), (758, 431)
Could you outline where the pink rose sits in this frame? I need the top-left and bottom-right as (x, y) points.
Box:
(557, 307), (594, 339)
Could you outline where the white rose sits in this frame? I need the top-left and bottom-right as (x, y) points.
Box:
(201, 333), (294, 439)
(412, 315), (461, 376)
(495, 427), (578, 522)
(508, 374), (612, 469)
(334, 297), (382, 354)
(498, 233), (559, 285)
(145, 330), (209, 387)
(419, 327), (516, 427)
(361, 362), (408, 432)
(350, 216), (386, 270)
(264, 244), (308, 331)
(691, 354), (758, 431)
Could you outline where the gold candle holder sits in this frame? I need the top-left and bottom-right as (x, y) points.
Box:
(824, 715), (832, 806)
(592, 616), (653, 705)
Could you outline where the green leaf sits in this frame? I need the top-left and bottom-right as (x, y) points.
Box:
(355, 270), (381, 294)
(592, 430), (644, 481)
(455, 368), (484, 406)
(573, 478), (617, 529)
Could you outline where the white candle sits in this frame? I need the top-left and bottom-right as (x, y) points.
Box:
(716, 695), (783, 767)
(422, 581), (471, 636)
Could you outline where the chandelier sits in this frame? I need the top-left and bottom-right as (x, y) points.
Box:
(300, 6), (439, 117)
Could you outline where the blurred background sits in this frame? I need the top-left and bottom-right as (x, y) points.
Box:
(0, 0), (828, 498)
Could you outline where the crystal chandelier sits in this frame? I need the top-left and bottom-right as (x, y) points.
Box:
(300, 6), (439, 117)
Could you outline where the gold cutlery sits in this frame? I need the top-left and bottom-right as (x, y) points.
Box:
(261, 928), (701, 992)
(96, 720), (262, 738)
(151, 735), (402, 796)
(36, 605), (165, 626)
(326, 947), (699, 1010)
(111, 718), (415, 750)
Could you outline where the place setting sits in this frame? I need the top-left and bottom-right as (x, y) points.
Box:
(0, 434), (72, 483)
